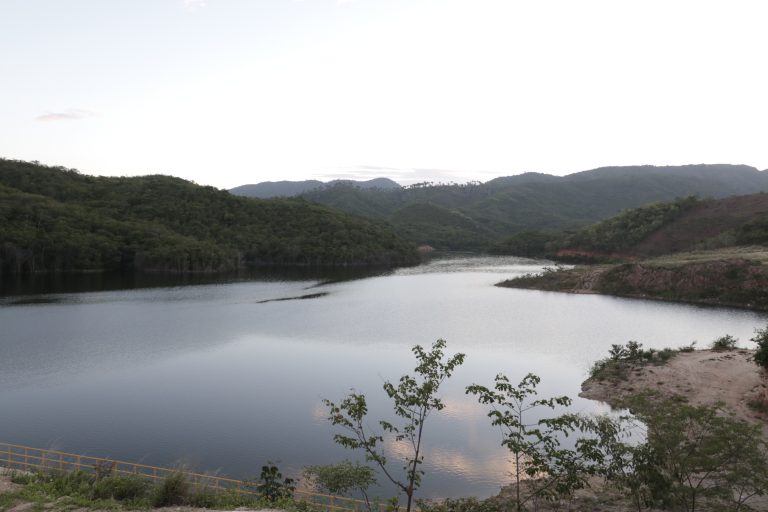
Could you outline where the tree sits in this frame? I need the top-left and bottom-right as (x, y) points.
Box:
(466, 373), (601, 511)
(303, 461), (376, 511)
(324, 339), (465, 512)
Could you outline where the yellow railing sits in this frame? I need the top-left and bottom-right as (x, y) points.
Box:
(0, 442), (401, 512)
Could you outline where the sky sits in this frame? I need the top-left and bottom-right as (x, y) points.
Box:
(1, 0), (767, 189)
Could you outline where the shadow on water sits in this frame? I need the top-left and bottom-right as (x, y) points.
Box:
(0, 266), (393, 298)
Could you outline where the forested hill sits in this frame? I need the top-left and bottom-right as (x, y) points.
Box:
(495, 192), (768, 260)
(0, 159), (419, 276)
(294, 164), (768, 250)
(230, 177), (400, 199)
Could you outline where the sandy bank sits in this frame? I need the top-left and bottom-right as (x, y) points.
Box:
(580, 348), (768, 434)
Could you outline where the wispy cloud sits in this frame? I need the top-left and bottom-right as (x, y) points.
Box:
(315, 165), (493, 185)
(182, 0), (207, 10)
(35, 109), (95, 122)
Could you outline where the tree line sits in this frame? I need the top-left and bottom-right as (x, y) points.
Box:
(0, 159), (419, 276)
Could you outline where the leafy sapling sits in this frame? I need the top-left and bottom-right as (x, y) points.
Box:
(324, 339), (465, 512)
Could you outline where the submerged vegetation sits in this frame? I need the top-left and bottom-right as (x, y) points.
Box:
(0, 159), (418, 276)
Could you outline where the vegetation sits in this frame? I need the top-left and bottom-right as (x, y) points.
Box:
(710, 334), (738, 351)
(303, 461), (376, 510)
(615, 395), (768, 511)
(254, 463), (297, 502)
(6, 337), (768, 511)
(735, 215), (768, 246)
(466, 374), (603, 510)
(752, 325), (768, 370)
(501, 250), (768, 311)
(298, 164), (768, 251)
(0, 158), (419, 276)
(3, 468), (315, 511)
(563, 196), (701, 255)
(324, 339), (465, 512)
(588, 341), (693, 381)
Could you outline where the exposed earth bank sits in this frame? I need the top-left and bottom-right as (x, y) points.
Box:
(499, 248), (768, 311)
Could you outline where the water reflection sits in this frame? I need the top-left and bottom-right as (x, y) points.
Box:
(0, 256), (766, 500)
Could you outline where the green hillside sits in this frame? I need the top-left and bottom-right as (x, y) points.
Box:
(298, 165), (768, 250)
(498, 193), (768, 310)
(0, 159), (419, 275)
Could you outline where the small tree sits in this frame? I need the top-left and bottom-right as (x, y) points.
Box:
(324, 339), (465, 512)
(466, 373), (601, 511)
(256, 464), (295, 503)
(625, 395), (768, 511)
(304, 461), (376, 511)
(752, 325), (768, 369)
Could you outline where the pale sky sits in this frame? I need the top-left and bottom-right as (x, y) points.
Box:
(1, 0), (767, 189)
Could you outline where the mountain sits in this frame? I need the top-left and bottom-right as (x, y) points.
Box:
(230, 177), (400, 198)
(299, 165), (768, 250)
(229, 180), (324, 198)
(0, 159), (418, 276)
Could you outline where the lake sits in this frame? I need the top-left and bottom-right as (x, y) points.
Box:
(1, 255), (766, 500)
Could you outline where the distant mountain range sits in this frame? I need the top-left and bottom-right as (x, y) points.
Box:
(232, 164), (768, 251)
(230, 177), (400, 198)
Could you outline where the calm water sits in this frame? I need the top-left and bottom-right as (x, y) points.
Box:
(1, 256), (766, 499)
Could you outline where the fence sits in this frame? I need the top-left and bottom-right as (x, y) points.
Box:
(0, 442), (402, 512)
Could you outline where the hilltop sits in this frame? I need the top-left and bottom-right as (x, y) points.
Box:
(498, 193), (768, 310)
(0, 159), (418, 276)
(267, 164), (768, 251)
(230, 177), (400, 199)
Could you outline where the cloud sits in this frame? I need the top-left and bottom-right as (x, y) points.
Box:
(182, 0), (207, 9)
(35, 109), (95, 122)
(315, 165), (493, 185)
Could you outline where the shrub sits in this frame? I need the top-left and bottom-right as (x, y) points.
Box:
(91, 475), (151, 501)
(45, 470), (95, 497)
(710, 334), (737, 351)
(304, 461), (375, 510)
(620, 395), (768, 511)
(152, 471), (190, 507)
(255, 464), (295, 503)
(753, 325), (768, 369)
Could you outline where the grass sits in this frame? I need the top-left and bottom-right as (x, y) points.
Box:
(747, 399), (768, 415)
(589, 341), (696, 381)
(645, 245), (768, 267)
(1, 469), (324, 512)
(710, 334), (738, 351)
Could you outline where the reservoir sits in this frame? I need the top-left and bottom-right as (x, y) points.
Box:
(1, 255), (765, 499)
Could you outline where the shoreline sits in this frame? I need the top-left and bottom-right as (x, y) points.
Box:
(580, 348), (768, 434)
(498, 253), (768, 312)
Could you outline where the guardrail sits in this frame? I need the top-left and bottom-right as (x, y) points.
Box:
(0, 442), (398, 512)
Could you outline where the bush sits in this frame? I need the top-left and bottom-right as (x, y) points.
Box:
(753, 325), (768, 369)
(45, 470), (95, 497)
(303, 461), (375, 508)
(152, 471), (190, 507)
(710, 334), (738, 351)
(255, 464), (295, 503)
(417, 496), (507, 512)
(590, 341), (695, 380)
(91, 475), (151, 501)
